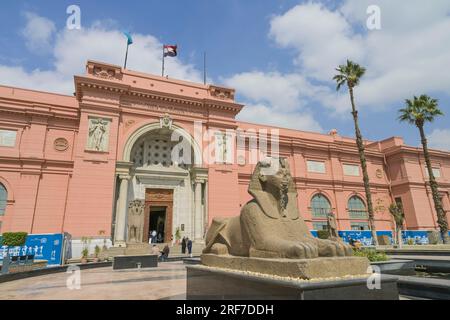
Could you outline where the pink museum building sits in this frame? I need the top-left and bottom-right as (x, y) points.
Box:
(0, 61), (449, 249)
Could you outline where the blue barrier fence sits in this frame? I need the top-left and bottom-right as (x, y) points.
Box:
(311, 230), (450, 246)
(0, 233), (64, 266)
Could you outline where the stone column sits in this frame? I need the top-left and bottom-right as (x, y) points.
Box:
(114, 175), (130, 247)
(194, 180), (203, 241)
(203, 182), (208, 236)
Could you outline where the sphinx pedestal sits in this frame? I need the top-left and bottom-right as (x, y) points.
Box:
(186, 255), (399, 300)
(113, 254), (158, 270)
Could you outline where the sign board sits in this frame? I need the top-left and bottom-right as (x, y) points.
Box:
(0, 233), (65, 265)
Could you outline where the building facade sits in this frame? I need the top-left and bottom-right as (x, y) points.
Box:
(0, 61), (449, 248)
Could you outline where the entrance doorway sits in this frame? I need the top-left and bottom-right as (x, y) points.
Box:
(149, 206), (167, 243)
(144, 188), (173, 243)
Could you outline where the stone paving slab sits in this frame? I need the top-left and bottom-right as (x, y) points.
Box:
(0, 261), (187, 300)
(389, 255), (450, 261)
(0, 260), (438, 300)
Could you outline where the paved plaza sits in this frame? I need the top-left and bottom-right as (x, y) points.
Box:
(0, 262), (186, 300)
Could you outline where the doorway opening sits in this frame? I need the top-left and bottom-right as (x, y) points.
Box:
(149, 206), (166, 243)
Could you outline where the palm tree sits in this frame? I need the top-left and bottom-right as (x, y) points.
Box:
(389, 203), (404, 248)
(333, 60), (378, 246)
(398, 95), (449, 244)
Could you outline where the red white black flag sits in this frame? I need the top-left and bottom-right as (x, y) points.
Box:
(163, 45), (177, 57)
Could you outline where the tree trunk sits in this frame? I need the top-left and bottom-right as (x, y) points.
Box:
(348, 87), (378, 246)
(397, 227), (403, 249)
(418, 125), (449, 244)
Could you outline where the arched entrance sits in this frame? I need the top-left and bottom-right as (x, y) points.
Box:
(113, 120), (208, 247)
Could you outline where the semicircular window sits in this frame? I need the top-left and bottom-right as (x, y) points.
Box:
(0, 183), (7, 215)
(348, 196), (368, 219)
(311, 193), (331, 218)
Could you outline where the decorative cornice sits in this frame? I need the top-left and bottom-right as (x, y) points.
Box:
(208, 85), (235, 101)
(384, 144), (450, 158)
(0, 100), (79, 121)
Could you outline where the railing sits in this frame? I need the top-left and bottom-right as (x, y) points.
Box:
(309, 207), (332, 218)
(348, 209), (368, 219)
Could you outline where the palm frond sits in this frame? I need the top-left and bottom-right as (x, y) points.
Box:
(333, 59), (366, 90)
(398, 94), (443, 125)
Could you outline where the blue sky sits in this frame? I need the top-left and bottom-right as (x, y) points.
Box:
(0, 0), (449, 150)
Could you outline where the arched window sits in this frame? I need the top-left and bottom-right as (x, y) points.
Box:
(311, 193), (331, 218)
(0, 183), (7, 215)
(348, 196), (368, 219)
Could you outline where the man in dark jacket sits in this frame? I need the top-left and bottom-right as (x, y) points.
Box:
(181, 236), (186, 254)
(187, 238), (193, 257)
(161, 244), (170, 261)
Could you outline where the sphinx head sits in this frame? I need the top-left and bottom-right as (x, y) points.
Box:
(259, 158), (291, 199)
(245, 157), (295, 217)
(247, 158), (298, 219)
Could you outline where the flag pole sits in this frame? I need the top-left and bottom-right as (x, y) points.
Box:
(162, 45), (165, 77)
(124, 42), (129, 69)
(203, 51), (206, 85)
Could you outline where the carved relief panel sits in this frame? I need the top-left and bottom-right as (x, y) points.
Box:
(86, 117), (111, 152)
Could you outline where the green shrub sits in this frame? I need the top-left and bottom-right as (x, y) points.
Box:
(317, 230), (330, 239)
(94, 245), (101, 258)
(81, 248), (89, 258)
(175, 227), (181, 240)
(1, 232), (28, 246)
(406, 238), (415, 245)
(352, 248), (388, 262)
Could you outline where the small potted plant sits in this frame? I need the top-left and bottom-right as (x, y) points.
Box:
(175, 227), (181, 245)
(93, 245), (101, 263)
(98, 230), (108, 251)
(81, 248), (89, 264)
(80, 236), (91, 264)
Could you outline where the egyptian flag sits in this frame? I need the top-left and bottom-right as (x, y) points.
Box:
(163, 45), (177, 57)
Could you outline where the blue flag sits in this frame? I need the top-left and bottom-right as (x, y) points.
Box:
(123, 31), (133, 45)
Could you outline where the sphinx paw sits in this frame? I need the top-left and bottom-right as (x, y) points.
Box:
(287, 242), (318, 259)
(286, 244), (307, 259)
(316, 239), (337, 257)
(210, 243), (229, 255)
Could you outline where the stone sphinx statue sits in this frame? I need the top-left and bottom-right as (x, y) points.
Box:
(127, 200), (145, 243)
(203, 157), (352, 259)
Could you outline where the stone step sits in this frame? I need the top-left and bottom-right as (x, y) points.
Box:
(126, 243), (152, 250)
(99, 242), (205, 260)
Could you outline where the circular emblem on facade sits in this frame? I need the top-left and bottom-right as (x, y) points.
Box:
(376, 169), (383, 179)
(237, 155), (246, 166)
(54, 138), (69, 151)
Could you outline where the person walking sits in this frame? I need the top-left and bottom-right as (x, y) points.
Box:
(187, 238), (193, 258)
(181, 236), (186, 254)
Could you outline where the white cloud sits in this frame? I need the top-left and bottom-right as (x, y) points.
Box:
(266, 1), (450, 115)
(428, 129), (450, 151)
(53, 27), (202, 82)
(341, 0), (450, 34)
(1, 14), (202, 94)
(269, 3), (365, 82)
(21, 12), (56, 52)
(0, 65), (72, 94)
(225, 71), (334, 130)
(225, 1), (450, 133)
(225, 71), (319, 111)
(236, 103), (322, 132)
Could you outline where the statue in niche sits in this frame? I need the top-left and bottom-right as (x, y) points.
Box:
(127, 200), (145, 243)
(203, 158), (353, 258)
(87, 118), (109, 151)
(327, 212), (340, 240)
(216, 132), (228, 163)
